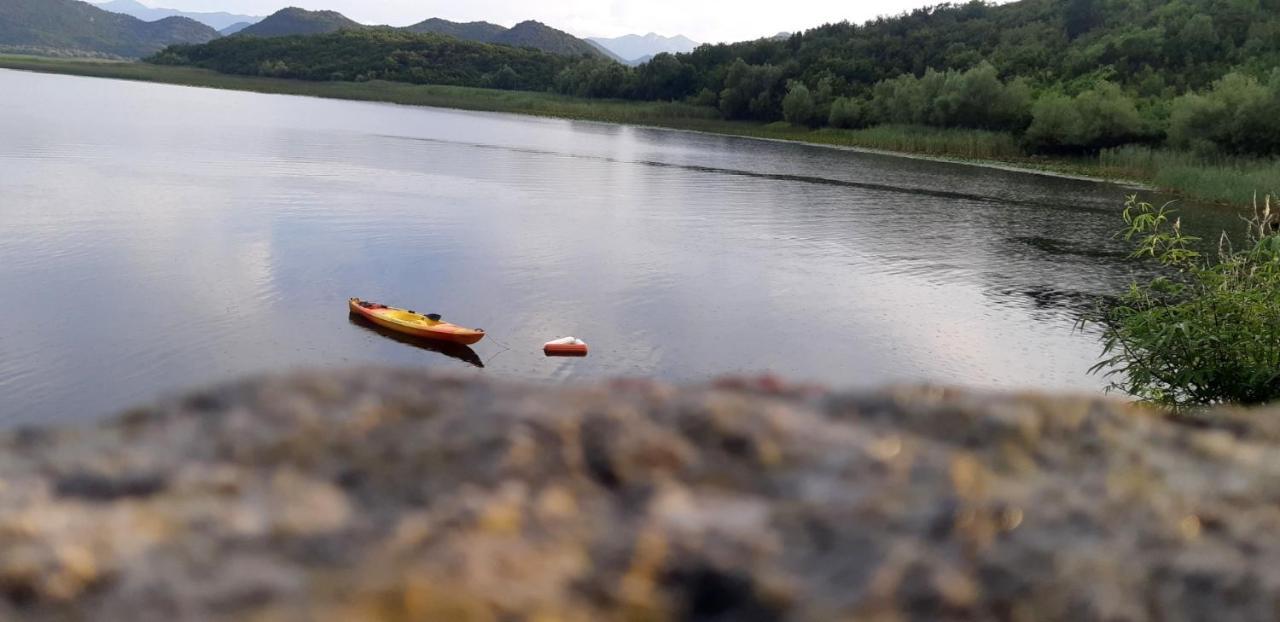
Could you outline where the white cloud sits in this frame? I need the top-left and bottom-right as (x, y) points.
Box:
(124, 0), (937, 43)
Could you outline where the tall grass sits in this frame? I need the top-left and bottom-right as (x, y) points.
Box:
(810, 124), (1026, 160)
(1099, 146), (1280, 205)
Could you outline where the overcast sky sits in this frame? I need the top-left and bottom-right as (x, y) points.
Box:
(118, 0), (941, 43)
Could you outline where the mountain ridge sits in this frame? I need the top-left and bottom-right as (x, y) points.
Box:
(588, 32), (699, 64)
(0, 0), (218, 58)
(233, 9), (609, 60)
(96, 0), (261, 32)
(234, 7), (361, 38)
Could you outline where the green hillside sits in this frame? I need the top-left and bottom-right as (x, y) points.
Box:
(403, 18), (506, 43)
(552, 0), (1280, 157)
(0, 0), (218, 58)
(150, 28), (575, 91)
(234, 7), (362, 38)
(403, 17), (610, 59)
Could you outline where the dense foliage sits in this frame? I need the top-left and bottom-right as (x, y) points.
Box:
(0, 0), (217, 58)
(551, 0), (1280, 156)
(150, 29), (575, 90)
(1088, 195), (1280, 408)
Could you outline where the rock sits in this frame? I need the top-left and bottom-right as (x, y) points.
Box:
(2, 369), (1280, 620)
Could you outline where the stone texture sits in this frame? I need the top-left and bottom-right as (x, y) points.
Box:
(1, 369), (1279, 620)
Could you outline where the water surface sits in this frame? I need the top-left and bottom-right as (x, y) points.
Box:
(0, 69), (1238, 425)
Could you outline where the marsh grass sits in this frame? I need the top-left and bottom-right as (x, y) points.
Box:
(1099, 146), (1280, 205)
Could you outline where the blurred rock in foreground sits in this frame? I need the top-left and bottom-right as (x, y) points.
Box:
(2, 369), (1280, 621)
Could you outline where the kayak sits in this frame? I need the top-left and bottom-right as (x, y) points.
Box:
(347, 313), (485, 368)
(348, 298), (485, 346)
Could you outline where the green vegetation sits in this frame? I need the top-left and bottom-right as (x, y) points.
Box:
(1087, 195), (1280, 408)
(233, 7), (360, 38)
(552, 0), (1280, 155)
(0, 0), (217, 58)
(151, 29), (580, 90)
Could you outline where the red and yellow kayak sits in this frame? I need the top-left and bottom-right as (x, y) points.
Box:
(348, 298), (486, 346)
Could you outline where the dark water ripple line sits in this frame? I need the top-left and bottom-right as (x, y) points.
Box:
(375, 133), (1114, 214)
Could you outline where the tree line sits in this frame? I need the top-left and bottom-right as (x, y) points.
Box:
(151, 0), (1280, 157)
(550, 0), (1280, 156)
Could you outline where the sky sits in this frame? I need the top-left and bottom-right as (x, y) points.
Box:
(114, 0), (941, 43)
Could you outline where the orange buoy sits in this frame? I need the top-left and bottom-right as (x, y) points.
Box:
(544, 337), (588, 357)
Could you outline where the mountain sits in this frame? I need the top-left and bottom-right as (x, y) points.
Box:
(494, 21), (605, 58)
(152, 29), (577, 91)
(0, 0), (218, 58)
(403, 18), (506, 43)
(219, 22), (252, 36)
(96, 0), (261, 32)
(587, 33), (699, 64)
(234, 7), (362, 38)
(404, 17), (610, 59)
(585, 40), (627, 63)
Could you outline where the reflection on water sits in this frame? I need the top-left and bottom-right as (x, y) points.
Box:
(347, 314), (485, 368)
(0, 69), (1244, 426)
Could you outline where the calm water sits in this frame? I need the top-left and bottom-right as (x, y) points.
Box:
(0, 69), (1238, 426)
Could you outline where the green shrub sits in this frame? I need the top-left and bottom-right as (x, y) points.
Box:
(782, 81), (819, 126)
(828, 97), (868, 129)
(1087, 195), (1280, 408)
(1026, 82), (1144, 152)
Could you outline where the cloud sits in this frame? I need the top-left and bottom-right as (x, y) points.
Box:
(124, 0), (939, 43)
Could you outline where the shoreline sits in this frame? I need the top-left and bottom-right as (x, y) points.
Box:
(0, 56), (1215, 198)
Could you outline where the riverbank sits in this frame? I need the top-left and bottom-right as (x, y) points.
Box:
(6, 368), (1280, 620)
(3, 55), (1276, 205)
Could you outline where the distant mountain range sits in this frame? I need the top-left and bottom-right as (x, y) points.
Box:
(96, 0), (261, 32)
(587, 33), (699, 65)
(219, 22), (253, 36)
(229, 9), (611, 59)
(2, 1), (687, 64)
(0, 0), (218, 58)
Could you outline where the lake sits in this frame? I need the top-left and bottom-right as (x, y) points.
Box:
(0, 69), (1238, 426)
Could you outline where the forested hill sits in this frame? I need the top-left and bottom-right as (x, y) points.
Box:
(404, 18), (611, 59)
(0, 0), (218, 58)
(233, 7), (362, 38)
(403, 18), (507, 42)
(150, 29), (576, 91)
(554, 0), (1280, 155)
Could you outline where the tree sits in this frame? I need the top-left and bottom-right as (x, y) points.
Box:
(1025, 83), (1143, 151)
(488, 64), (518, 90)
(782, 81), (818, 126)
(1169, 71), (1280, 156)
(828, 97), (869, 128)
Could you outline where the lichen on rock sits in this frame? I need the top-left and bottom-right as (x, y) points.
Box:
(2, 369), (1280, 620)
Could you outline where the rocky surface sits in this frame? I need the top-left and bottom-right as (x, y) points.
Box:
(2, 369), (1280, 621)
